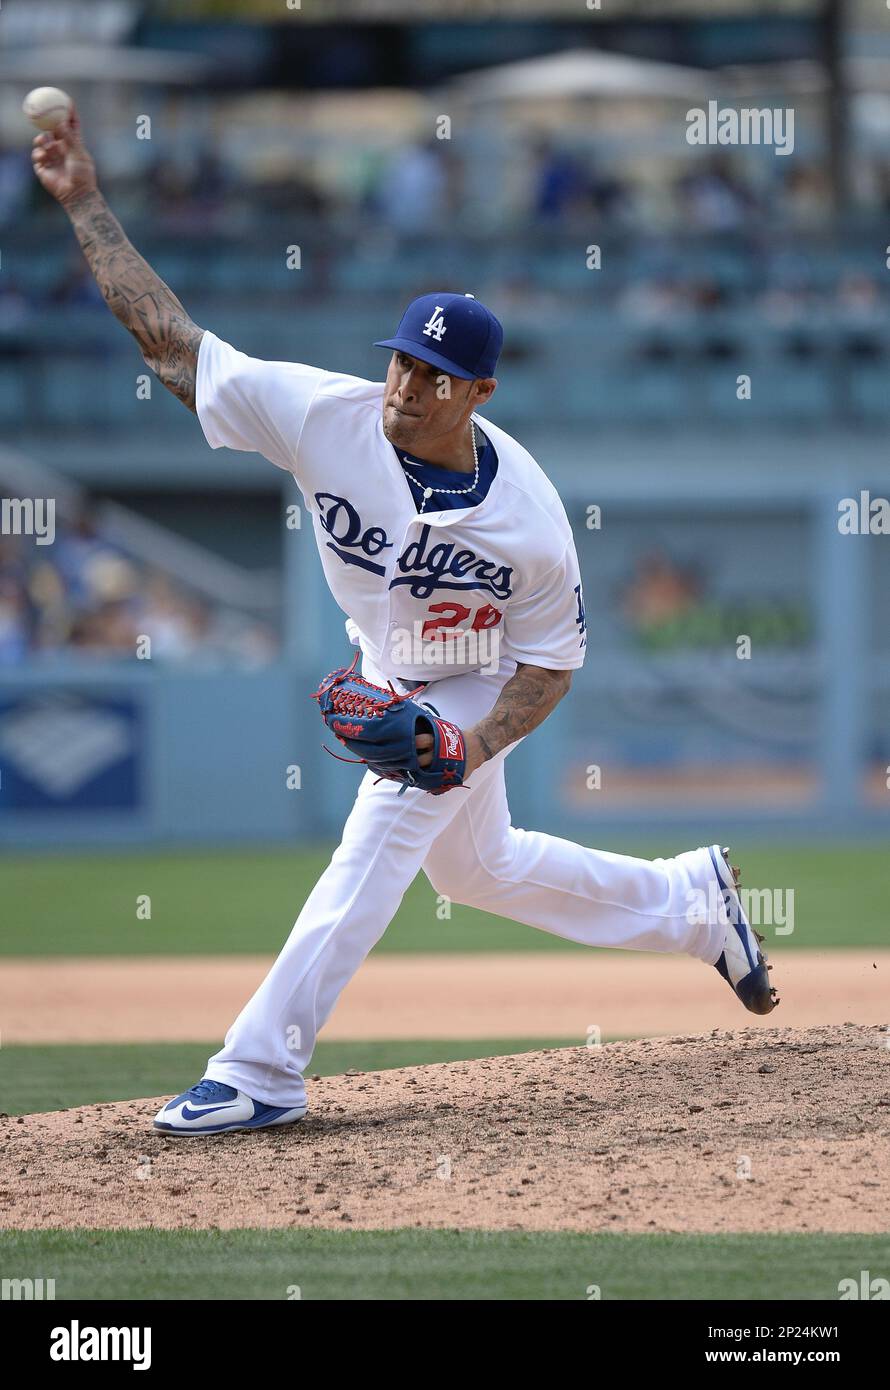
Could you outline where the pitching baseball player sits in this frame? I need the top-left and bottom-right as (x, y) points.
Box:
(33, 108), (778, 1138)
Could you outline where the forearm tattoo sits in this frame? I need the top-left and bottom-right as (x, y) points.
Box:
(63, 190), (203, 411)
(471, 663), (572, 762)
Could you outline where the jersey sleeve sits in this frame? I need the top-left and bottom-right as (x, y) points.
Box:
(195, 330), (326, 476)
(503, 539), (587, 670)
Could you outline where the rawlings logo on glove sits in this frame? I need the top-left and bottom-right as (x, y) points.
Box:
(312, 651), (468, 796)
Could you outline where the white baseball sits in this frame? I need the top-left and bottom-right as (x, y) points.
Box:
(22, 86), (73, 131)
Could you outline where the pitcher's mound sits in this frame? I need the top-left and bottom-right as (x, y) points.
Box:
(2, 1024), (887, 1233)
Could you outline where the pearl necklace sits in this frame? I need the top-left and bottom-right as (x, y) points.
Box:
(400, 422), (479, 515)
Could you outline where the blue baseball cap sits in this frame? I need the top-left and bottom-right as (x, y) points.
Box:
(374, 291), (503, 380)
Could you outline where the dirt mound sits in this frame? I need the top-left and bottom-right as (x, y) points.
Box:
(2, 1025), (887, 1234)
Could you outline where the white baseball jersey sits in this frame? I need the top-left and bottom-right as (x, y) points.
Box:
(196, 331), (587, 683)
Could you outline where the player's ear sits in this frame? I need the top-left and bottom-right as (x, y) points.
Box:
(475, 376), (497, 405)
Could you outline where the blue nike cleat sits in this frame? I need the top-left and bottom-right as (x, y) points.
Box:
(709, 845), (779, 1016)
(153, 1078), (307, 1136)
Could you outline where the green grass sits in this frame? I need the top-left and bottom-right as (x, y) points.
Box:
(0, 1229), (886, 1300)
(1, 843), (885, 957)
(0, 1039), (578, 1117)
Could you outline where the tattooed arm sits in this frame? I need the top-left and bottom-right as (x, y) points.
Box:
(31, 104), (203, 412)
(415, 663), (572, 775)
(61, 190), (203, 411)
(465, 663), (572, 774)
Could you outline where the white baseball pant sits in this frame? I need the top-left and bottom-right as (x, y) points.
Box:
(204, 655), (727, 1108)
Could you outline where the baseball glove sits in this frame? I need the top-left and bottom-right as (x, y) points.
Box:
(312, 651), (468, 796)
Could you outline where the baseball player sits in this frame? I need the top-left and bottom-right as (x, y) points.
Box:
(33, 109), (778, 1138)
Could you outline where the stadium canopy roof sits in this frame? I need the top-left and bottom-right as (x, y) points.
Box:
(449, 49), (711, 102)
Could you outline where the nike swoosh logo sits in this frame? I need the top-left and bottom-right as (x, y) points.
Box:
(179, 1102), (243, 1121)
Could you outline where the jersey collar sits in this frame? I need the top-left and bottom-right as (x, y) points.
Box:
(381, 415), (500, 525)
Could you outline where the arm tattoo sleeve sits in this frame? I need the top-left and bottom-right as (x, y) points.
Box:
(63, 189), (203, 412)
(470, 663), (572, 763)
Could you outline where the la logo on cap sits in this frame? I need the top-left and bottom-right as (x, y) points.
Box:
(422, 305), (447, 341)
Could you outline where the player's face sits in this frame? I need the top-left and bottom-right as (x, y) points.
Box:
(382, 351), (478, 451)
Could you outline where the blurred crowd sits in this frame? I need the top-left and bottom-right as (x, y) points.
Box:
(0, 508), (277, 666)
(3, 125), (888, 241)
(3, 129), (889, 335)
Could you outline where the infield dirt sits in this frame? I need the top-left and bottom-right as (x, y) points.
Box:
(2, 1024), (887, 1234)
(2, 949), (885, 1042)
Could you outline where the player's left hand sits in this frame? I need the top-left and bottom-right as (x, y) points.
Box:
(417, 730), (488, 777)
(415, 730), (434, 767)
(313, 653), (469, 795)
